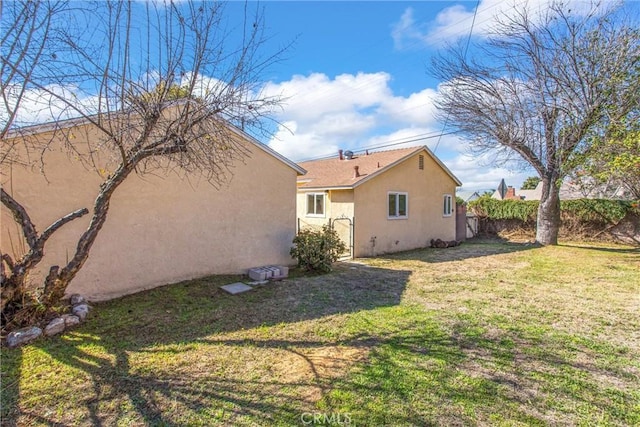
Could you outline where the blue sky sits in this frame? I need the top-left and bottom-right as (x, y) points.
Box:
(241, 0), (639, 192)
(9, 0), (635, 192)
(235, 0), (610, 192)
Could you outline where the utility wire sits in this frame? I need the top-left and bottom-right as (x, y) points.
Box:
(297, 130), (458, 163)
(433, 0), (480, 154)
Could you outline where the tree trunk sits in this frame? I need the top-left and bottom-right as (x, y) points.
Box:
(536, 177), (561, 245)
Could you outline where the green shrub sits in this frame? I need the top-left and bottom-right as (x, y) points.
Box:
(469, 196), (638, 224)
(290, 225), (347, 273)
(469, 196), (538, 222)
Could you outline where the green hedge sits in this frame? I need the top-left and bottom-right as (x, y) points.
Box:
(469, 196), (639, 224)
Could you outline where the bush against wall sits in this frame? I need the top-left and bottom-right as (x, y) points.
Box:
(468, 197), (640, 243)
(290, 225), (347, 273)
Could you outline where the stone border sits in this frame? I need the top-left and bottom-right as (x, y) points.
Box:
(5, 294), (91, 348)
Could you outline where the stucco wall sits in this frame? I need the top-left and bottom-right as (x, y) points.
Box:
(295, 189), (354, 255)
(1, 125), (299, 301)
(353, 152), (457, 257)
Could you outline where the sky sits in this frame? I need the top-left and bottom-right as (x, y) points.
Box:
(6, 0), (636, 193)
(232, 0), (632, 193)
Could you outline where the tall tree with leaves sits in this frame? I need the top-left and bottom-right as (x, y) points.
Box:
(1, 0), (286, 330)
(432, 1), (640, 245)
(521, 176), (541, 190)
(572, 111), (640, 199)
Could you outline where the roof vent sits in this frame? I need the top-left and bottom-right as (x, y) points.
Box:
(344, 150), (354, 160)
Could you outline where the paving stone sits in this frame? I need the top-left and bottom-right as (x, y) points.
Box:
(220, 282), (254, 295)
(246, 280), (269, 286)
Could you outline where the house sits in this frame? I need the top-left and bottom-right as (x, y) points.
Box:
(492, 178), (634, 201)
(1, 117), (305, 301)
(296, 146), (462, 258)
(456, 190), (481, 204)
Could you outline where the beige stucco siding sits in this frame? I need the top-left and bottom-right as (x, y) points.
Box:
(1, 126), (299, 301)
(353, 152), (457, 257)
(295, 189), (354, 255)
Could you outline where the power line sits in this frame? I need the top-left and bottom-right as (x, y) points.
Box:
(433, 0), (480, 155)
(297, 130), (458, 163)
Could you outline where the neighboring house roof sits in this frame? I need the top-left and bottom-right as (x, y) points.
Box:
(297, 146), (462, 190)
(518, 183), (543, 200)
(5, 111), (306, 176)
(456, 191), (481, 203)
(493, 179), (633, 201)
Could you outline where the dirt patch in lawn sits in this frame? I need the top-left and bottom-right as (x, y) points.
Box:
(272, 345), (370, 402)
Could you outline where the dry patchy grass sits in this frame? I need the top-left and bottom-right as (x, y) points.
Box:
(1, 239), (639, 426)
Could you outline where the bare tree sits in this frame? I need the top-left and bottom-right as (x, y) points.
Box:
(432, 1), (640, 244)
(1, 0), (286, 330)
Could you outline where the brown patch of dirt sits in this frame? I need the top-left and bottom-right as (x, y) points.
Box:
(270, 345), (370, 402)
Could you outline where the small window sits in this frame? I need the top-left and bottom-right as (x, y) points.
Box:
(388, 192), (408, 219)
(418, 155), (424, 170)
(306, 193), (325, 217)
(443, 194), (453, 217)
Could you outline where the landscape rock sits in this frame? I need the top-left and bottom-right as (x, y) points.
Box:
(72, 303), (90, 321)
(430, 238), (461, 249)
(6, 326), (43, 348)
(61, 314), (81, 327)
(70, 294), (87, 305)
(44, 318), (66, 336)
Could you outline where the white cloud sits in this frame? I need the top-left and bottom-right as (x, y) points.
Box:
(263, 72), (392, 126)
(2, 84), (107, 127)
(449, 152), (533, 191)
(263, 72), (397, 160)
(268, 121), (340, 162)
(378, 88), (440, 127)
(392, 0), (610, 48)
(261, 70), (535, 191)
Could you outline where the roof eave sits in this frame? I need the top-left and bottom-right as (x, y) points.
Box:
(226, 124), (307, 175)
(297, 185), (355, 191)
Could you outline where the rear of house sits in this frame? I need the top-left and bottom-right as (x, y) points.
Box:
(297, 146), (461, 258)
(1, 120), (305, 301)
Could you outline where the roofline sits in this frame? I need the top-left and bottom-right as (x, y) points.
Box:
(421, 145), (463, 187)
(297, 145), (462, 190)
(226, 123), (306, 176)
(5, 110), (307, 176)
(298, 185), (354, 192)
(4, 114), (102, 137)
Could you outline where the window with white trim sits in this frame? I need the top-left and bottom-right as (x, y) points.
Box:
(388, 192), (408, 219)
(443, 194), (453, 217)
(306, 193), (325, 217)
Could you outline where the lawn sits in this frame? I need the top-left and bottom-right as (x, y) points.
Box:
(1, 240), (639, 426)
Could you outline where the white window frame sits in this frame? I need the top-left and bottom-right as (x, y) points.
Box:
(443, 194), (453, 217)
(306, 192), (326, 217)
(388, 191), (408, 219)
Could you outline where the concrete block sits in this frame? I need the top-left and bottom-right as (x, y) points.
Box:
(277, 266), (289, 277)
(249, 268), (268, 281)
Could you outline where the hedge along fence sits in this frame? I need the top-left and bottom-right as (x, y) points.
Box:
(468, 197), (640, 244)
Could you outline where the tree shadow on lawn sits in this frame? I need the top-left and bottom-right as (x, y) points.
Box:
(1, 263), (412, 425)
(3, 257), (636, 425)
(559, 243), (640, 254)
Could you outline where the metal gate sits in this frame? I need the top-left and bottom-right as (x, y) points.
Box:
(329, 216), (354, 259)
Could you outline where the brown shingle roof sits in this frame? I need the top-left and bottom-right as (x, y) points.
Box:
(297, 146), (461, 189)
